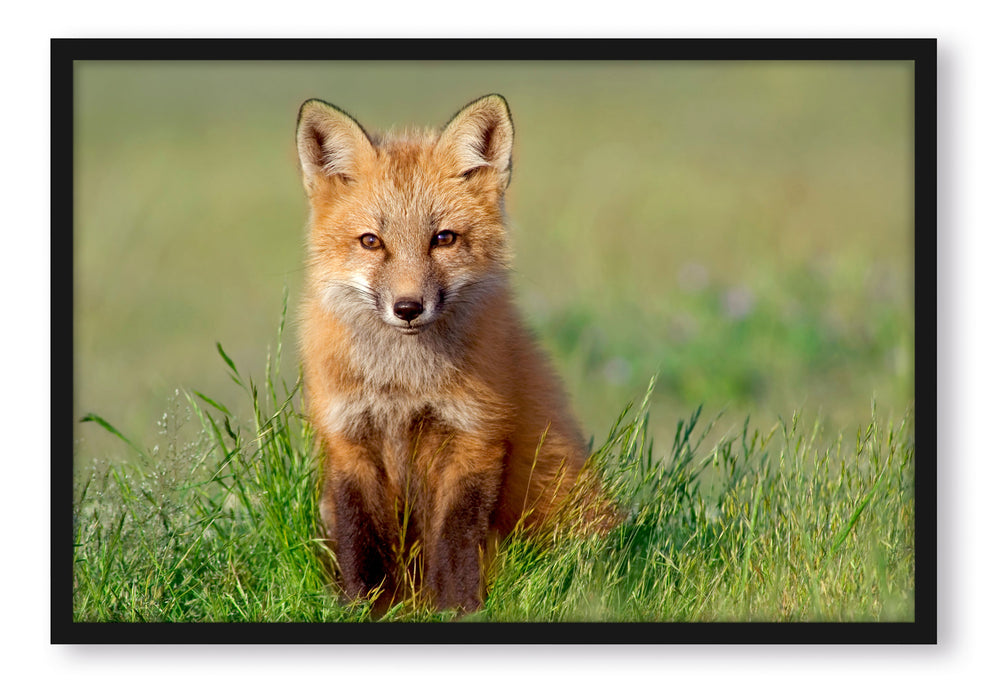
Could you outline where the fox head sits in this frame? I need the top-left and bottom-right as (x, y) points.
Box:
(296, 95), (514, 337)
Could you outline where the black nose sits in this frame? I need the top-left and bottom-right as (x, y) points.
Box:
(393, 299), (424, 322)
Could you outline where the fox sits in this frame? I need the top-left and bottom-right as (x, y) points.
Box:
(296, 94), (606, 612)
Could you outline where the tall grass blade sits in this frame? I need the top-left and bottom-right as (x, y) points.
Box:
(79, 413), (147, 462)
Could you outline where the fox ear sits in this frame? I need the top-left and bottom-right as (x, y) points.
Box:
(437, 94), (514, 191)
(296, 99), (374, 194)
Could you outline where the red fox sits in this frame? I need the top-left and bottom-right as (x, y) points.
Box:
(296, 94), (604, 612)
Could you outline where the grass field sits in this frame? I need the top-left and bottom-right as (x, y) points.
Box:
(71, 60), (915, 622)
(74, 317), (914, 622)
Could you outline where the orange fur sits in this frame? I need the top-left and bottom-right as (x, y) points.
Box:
(296, 95), (599, 611)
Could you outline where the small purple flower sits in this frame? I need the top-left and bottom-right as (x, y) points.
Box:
(722, 286), (755, 320)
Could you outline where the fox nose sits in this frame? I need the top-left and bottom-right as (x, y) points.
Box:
(393, 298), (424, 322)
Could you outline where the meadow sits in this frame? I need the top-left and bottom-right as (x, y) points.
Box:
(71, 60), (915, 624)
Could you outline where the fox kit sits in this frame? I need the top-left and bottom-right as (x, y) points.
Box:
(297, 94), (599, 612)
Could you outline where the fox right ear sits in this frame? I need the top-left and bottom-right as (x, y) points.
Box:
(296, 100), (375, 194)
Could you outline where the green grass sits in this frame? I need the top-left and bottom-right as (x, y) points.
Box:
(72, 309), (914, 623)
(489, 397), (913, 622)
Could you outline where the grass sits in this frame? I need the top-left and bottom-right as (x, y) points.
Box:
(488, 403), (913, 623)
(72, 305), (914, 623)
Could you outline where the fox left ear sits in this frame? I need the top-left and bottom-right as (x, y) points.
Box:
(437, 94), (514, 191)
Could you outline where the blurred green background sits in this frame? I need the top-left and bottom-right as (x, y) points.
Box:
(73, 60), (914, 465)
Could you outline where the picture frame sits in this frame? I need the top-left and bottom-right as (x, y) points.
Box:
(54, 37), (935, 644)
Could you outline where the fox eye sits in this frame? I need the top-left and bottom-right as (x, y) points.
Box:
(432, 230), (458, 247)
(359, 233), (382, 250)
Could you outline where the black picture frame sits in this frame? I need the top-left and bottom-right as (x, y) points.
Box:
(53, 37), (936, 644)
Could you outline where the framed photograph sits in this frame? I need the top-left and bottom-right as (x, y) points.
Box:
(55, 38), (934, 643)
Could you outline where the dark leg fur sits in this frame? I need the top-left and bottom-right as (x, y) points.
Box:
(426, 474), (498, 611)
(331, 478), (396, 606)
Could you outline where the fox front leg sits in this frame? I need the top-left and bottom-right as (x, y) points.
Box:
(424, 441), (504, 611)
(320, 439), (398, 607)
